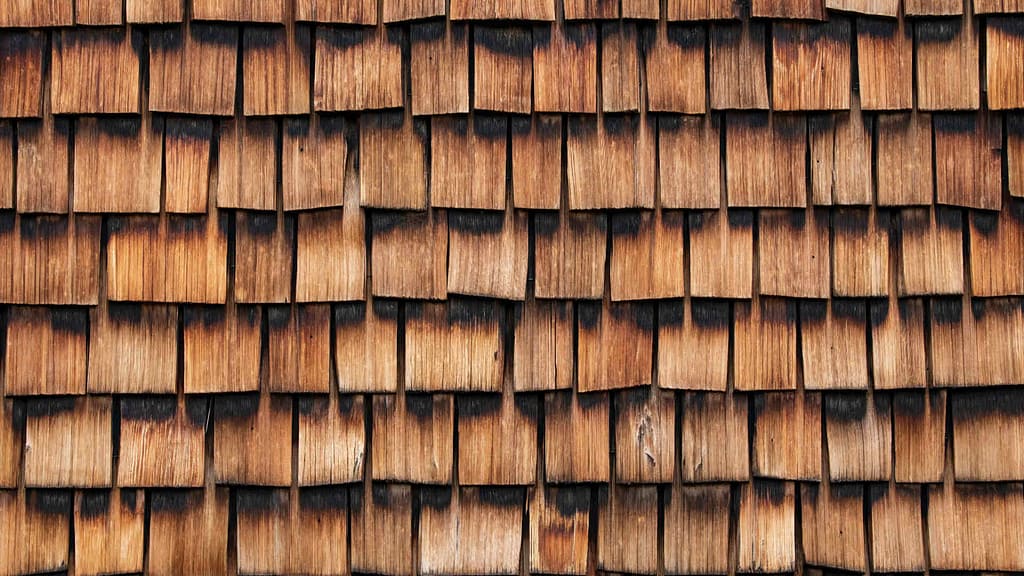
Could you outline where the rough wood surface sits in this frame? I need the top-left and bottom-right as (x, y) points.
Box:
(411, 23), (469, 116)
(298, 393), (365, 485)
(150, 23), (237, 115)
(119, 398), (208, 487)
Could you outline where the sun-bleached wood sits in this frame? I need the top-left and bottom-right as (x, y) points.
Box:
(928, 483), (1024, 571)
(529, 486), (590, 575)
(0, 490), (70, 575)
(753, 391), (822, 480)
(681, 391), (750, 482)
(335, 301), (398, 393)
(24, 396), (111, 487)
(405, 300), (503, 392)
(371, 210), (447, 299)
(596, 485), (658, 574)
(148, 488), (229, 576)
(4, 306), (87, 396)
(952, 390), (1024, 481)
(534, 212), (607, 299)
(183, 303), (260, 393)
(297, 394), (365, 486)
(164, 118), (213, 213)
(737, 481), (796, 573)
(801, 301), (869, 390)
(758, 209), (829, 298)
(970, 201), (1024, 296)
(382, 0), (444, 21)
(350, 485), (414, 575)
(192, 0), (284, 21)
(710, 21), (769, 109)
(296, 0), (375, 22)
(664, 484), (731, 574)
(448, 210), (529, 300)
(458, 393), (538, 485)
(809, 102), (872, 205)
(577, 301), (654, 392)
(149, 23), (237, 115)
(869, 484), (925, 572)
(420, 487), (524, 576)
(74, 489), (144, 576)
(659, 116), (720, 209)
(371, 393), (453, 483)
(893, 390), (946, 483)
(118, 397), (207, 487)
(825, 393), (892, 482)
(668, 0), (739, 18)
(905, 0), (961, 14)
(871, 297), (928, 389)
(88, 304), (177, 394)
(126, 0), (182, 22)
(658, 300), (730, 391)
(511, 115), (562, 210)
(932, 298), (1024, 386)
(734, 298), (798, 391)
(545, 391), (611, 483)
(533, 23), (597, 113)
(410, 23), (469, 116)
(431, 116), (507, 210)
(216, 117), (276, 210)
(213, 394), (291, 486)
(234, 211), (294, 304)
(800, 483), (866, 571)
(857, 18), (912, 110)
(567, 115), (655, 209)
(73, 116), (163, 213)
(610, 210), (685, 301)
(452, 0), (556, 19)
(614, 387), (675, 483)
(898, 206), (964, 296)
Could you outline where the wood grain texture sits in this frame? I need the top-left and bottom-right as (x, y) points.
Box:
(800, 483), (865, 571)
(601, 22), (640, 112)
(528, 486), (590, 575)
(335, 301), (398, 393)
(296, 208), (365, 302)
(87, 304), (177, 394)
(148, 488), (229, 576)
(659, 115), (720, 209)
(870, 297), (928, 389)
(1012, 114), (1024, 198)
(419, 487), (523, 576)
(931, 298), (1024, 386)
(16, 112), (71, 213)
(567, 114), (655, 209)
(577, 301), (654, 392)
(51, 28), (140, 114)
(0, 215), (100, 305)
(753, 391), (822, 480)
(534, 212), (607, 299)
(452, 0), (556, 19)
(475, 27), (533, 114)
(758, 209), (829, 298)
(150, 23), (237, 116)
(0, 123), (10, 209)
(869, 484), (925, 572)
(737, 481), (796, 573)
(876, 112), (933, 205)
(458, 393), (538, 485)
(371, 393), (453, 483)
(753, 0), (825, 18)
(126, 0), (182, 22)
(244, 23), (310, 116)
(73, 116), (163, 213)
(800, 301), (869, 390)
(283, 115), (347, 211)
(928, 483), (1024, 571)
(681, 392), (749, 482)
(916, 17), (980, 110)
(934, 112), (1002, 210)
(267, 304), (329, 393)
(297, 394), (364, 485)
(4, 306), (87, 396)
(977, 0), (1024, 11)
(118, 397), (207, 487)
(825, 392), (892, 482)
(164, 118), (213, 213)
(216, 117), (277, 211)
(0, 31), (44, 118)
(668, 0), (740, 18)
(772, 19), (851, 111)
(0, 490), (70, 575)
(809, 104), (872, 205)
(596, 485), (658, 575)
(658, 300), (730, 391)
(75, 0), (122, 25)
(513, 299), (573, 392)
(905, 0), (961, 16)
(448, 210), (529, 300)
(664, 484), (730, 574)
(350, 485), (413, 575)
(710, 22), (769, 109)
(989, 18), (1024, 110)
(533, 23), (597, 113)
(897, 207), (964, 296)
(511, 115), (562, 209)
(24, 396), (111, 487)
(564, 0), (619, 18)
(893, 390), (946, 482)
(614, 387), (675, 483)
(382, 0), (444, 22)
(315, 26), (402, 112)
(234, 211), (294, 304)
(411, 23), (469, 116)
(183, 303), (261, 393)
(371, 210), (447, 299)
(359, 112), (428, 209)
(431, 115), (507, 210)
(0, 399), (22, 488)
(610, 210), (685, 301)
(952, 390), (1024, 481)
(970, 199), (1024, 296)
(688, 210), (753, 298)
(296, 0), (375, 22)
(74, 489), (144, 576)
(734, 298), (798, 391)
(213, 394), (291, 486)
(0, 0), (72, 26)
(545, 391), (611, 483)
(192, 0), (284, 22)
(833, 208), (890, 297)
(405, 300), (503, 392)
(726, 113), (806, 207)
(828, 0), (896, 15)
(236, 488), (348, 576)
(642, 23), (706, 113)
(857, 18), (912, 110)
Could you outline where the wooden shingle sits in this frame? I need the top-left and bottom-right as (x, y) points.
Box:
(800, 301), (869, 390)
(753, 0), (825, 19)
(296, 208), (365, 302)
(928, 484), (1024, 571)
(371, 393), (453, 483)
(808, 104), (872, 205)
(118, 397), (207, 487)
(1012, 115), (1024, 198)
(74, 489), (145, 576)
(359, 113), (428, 209)
(213, 394), (291, 486)
(659, 116), (721, 209)
(916, 17), (980, 111)
(475, 27), (533, 114)
(150, 24), (238, 116)
(411, 23), (469, 116)
(148, 489), (229, 576)
(51, 28), (141, 114)
(76, 0), (122, 26)
(216, 117), (277, 211)
(16, 112), (71, 213)
(758, 209), (829, 298)
(87, 304), (177, 394)
(953, 390), (1024, 481)
(4, 307), (87, 396)
(382, 0), (444, 22)
(296, 0), (376, 23)
(689, 210), (753, 298)
(0, 399), (21, 488)
(564, 0), (619, 18)
(73, 116), (163, 213)
(737, 481), (796, 573)
(934, 112), (1002, 210)
(458, 393), (539, 485)
(601, 22), (640, 113)
(897, 206), (964, 296)
(183, 303), (261, 393)
(869, 484), (925, 572)
(644, 24), (705, 113)
(876, 112), (933, 205)
(709, 22), (769, 110)
(987, 17), (1024, 109)
(164, 118), (213, 213)
(511, 115), (562, 210)
(893, 390), (946, 483)
(833, 208), (890, 297)
(734, 298), (798, 391)
(659, 300), (731, 391)
(610, 210), (685, 301)
(431, 116), (507, 210)
(0, 123), (10, 209)
(0, 31), (45, 118)
(828, 0), (896, 16)
(512, 299), (573, 392)
(534, 212), (607, 299)
(871, 297), (928, 389)
(315, 26), (403, 112)
(567, 115), (655, 209)
(753, 391), (822, 480)
(406, 300), (503, 392)
(420, 487), (523, 576)
(451, 0), (556, 19)
(970, 199), (1024, 296)
(0, 214), (101, 305)
(681, 392), (749, 482)
(668, 0), (740, 18)
(772, 19), (851, 111)
(234, 211), (294, 304)
(528, 486), (590, 575)
(192, 0), (284, 22)
(977, 0), (1024, 11)
(856, 18), (912, 110)
(614, 387), (675, 484)
(0, 0), (72, 27)
(283, 115), (348, 211)
(597, 485), (658, 575)
(533, 23), (597, 113)
(371, 210), (447, 299)
(297, 393), (365, 485)
(801, 484), (866, 571)
(126, 0), (182, 22)
(577, 301), (654, 392)
(905, 0), (961, 14)
(24, 396), (111, 487)
(545, 391), (611, 483)
(726, 113), (806, 207)
(350, 485), (414, 575)
(266, 304), (330, 393)
(664, 484), (731, 574)
(931, 298), (1024, 387)
(0, 490), (71, 576)
(448, 210), (529, 300)
(825, 393), (892, 482)
(335, 301), (398, 393)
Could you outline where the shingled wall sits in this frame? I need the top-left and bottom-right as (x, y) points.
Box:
(0, 0), (1023, 573)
